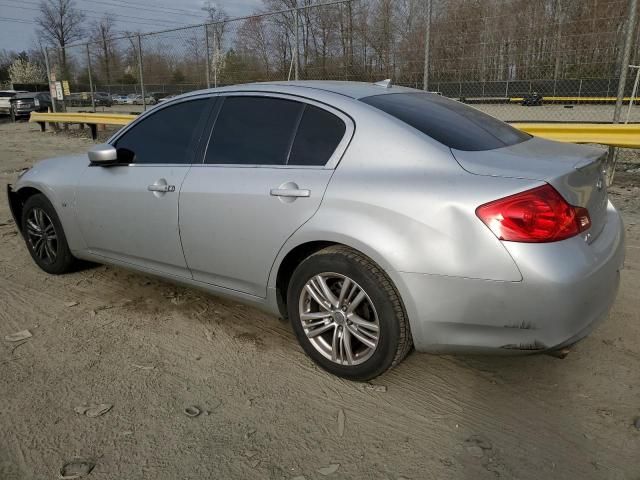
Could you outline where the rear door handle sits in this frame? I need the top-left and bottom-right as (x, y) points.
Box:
(148, 184), (175, 192)
(270, 188), (310, 198)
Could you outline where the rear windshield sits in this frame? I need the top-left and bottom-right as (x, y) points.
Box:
(360, 92), (530, 151)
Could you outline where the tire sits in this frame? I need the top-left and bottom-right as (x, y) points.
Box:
(287, 245), (412, 380)
(21, 194), (77, 275)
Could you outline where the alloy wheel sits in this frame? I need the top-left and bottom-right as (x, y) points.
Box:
(298, 273), (380, 366)
(25, 207), (58, 265)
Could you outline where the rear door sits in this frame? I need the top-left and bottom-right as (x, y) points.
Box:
(179, 93), (353, 297)
(75, 97), (212, 277)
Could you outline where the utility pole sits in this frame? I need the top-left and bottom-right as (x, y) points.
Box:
(614, 0), (637, 123)
(423, 0), (432, 90)
(43, 47), (57, 113)
(625, 65), (640, 124)
(205, 24), (211, 89)
(609, 0), (638, 183)
(136, 35), (146, 111)
(294, 7), (300, 80)
(213, 28), (218, 88)
(86, 45), (96, 112)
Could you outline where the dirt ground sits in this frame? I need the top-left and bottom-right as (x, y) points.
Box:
(0, 120), (639, 480)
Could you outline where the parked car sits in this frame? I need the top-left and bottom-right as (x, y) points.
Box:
(9, 92), (52, 121)
(158, 94), (176, 103)
(129, 94), (157, 105)
(124, 94), (136, 104)
(147, 92), (165, 103)
(522, 92), (544, 106)
(33, 92), (53, 111)
(0, 90), (28, 115)
(66, 93), (88, 107)
(94, 91), (113, 107)
(7, 81), (624, 380)
(111, 94), (128, 105)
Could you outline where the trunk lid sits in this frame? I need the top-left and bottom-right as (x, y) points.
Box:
(452, 137), (609, 241)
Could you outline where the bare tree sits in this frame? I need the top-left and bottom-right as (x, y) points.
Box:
(237, 17), (272, 74)
(203, 0), (228, 23)
(90, 16), (115, 85)
(36, 0), (85, 79)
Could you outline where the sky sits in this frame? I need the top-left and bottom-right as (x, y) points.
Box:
(0, 0), (263, 53)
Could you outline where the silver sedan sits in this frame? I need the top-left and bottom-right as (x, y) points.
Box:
(7, 81), (625, 380)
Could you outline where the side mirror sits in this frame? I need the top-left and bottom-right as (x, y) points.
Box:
(88, 143), (117, 165)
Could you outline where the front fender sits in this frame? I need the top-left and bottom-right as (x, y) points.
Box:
(12, 155), (90, 252)
(7, 184), (23, 233)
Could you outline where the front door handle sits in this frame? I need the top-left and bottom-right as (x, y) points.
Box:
(270, 188), (310, 198)
(148, 184), (175, 193)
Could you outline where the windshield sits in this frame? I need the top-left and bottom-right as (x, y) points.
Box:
(360, 92), (530, 151)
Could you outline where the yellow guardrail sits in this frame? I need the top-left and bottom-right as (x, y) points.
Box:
(29, 111), (137, 125)
(29, 112), (137, 139)
(30, 112), (639, 149)
(513, 123), (640, 148)
(510, 96), (634, 103)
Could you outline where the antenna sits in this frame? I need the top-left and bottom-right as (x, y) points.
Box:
(374, 79), (392, 88)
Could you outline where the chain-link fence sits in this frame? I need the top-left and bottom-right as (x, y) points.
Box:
(42, 0), (639, 162)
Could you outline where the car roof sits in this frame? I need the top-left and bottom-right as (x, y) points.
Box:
(253, 80), (418, 99)
(181, 80), (419, 102)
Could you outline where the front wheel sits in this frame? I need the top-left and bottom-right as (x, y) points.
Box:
(287, 246), (412, 380)
(21, 194), (78, 274)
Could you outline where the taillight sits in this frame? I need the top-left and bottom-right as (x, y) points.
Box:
(476, 184), (591, 243)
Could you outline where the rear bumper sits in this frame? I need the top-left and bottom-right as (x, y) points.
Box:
(399, 201), (625, 354)
(14, 110), (34, 117)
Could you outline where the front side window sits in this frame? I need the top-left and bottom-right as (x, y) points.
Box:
(114, 98), (210, 164)
(360, 92), (530, 151)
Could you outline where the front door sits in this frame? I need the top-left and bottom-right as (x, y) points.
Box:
(75, 97), (213, 277)
(179, 94), (352, 296)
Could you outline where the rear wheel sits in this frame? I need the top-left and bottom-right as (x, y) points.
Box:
(21, 194), (77, 274)
(287, 246), (412, 380)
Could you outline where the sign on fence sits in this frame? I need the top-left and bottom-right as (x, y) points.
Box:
(54, 82), (63, 101)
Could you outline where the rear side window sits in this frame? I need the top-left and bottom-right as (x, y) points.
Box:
(288, 105), (346, 166)
(360, 92), (530, 151)
(205, 96), (303, 165)
(114, 98), (210, 164)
